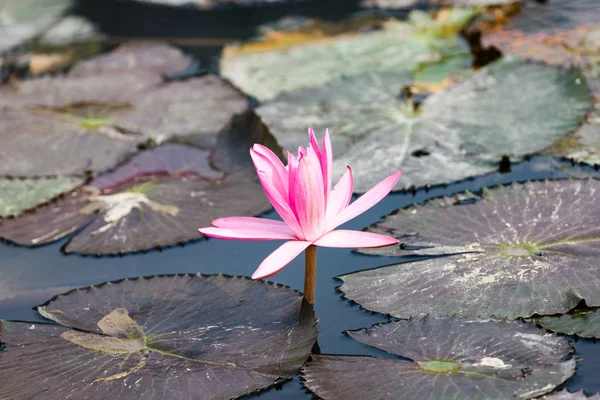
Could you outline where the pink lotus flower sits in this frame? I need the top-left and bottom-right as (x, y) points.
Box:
(199, 129), (402, 280)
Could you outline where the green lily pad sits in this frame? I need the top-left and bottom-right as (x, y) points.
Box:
(69, 42), (195, 77)
(0, 177), (83, 218)
(535, 309), (600, 339)
(0, 0), (71, 53)
(221, 9), (476, 101)
(0, 110), (279, 254)
(258, 58), (591, 192)
(303, 316), (575, 400)
(341, 179), (600, 319)
(543, 390), (600, 399)
(0, 274), (318, 399)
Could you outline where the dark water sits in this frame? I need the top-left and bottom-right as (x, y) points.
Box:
(2, 1), (600, 398)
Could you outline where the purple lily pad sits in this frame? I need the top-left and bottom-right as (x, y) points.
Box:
(0, 274), (318, 399)
(303, 316), (575, 400)
(0, 110), (279, 254)
(69, 42), (195, 77)
(341, 179), (600, 319)
(0, 108), (141, 178)
(0, 66), (251, 177)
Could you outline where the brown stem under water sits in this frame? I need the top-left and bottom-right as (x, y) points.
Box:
(303, 245), (317, 305)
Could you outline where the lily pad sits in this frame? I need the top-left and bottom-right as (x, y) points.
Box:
(483, 26), (600, 70)
(0, 110), (279, 254)
(341, 179), (600, 319)
(493, 0), (599, 35)
(221, 9), (476, 101)
(0, 274), (318, 399)
(0, 177), (83, 218)
(0, 71), (251, 176)
(69, 42), (195, 77)
(258, 58), (591, 192)
(0, 107), (143, 178)
(535, 309), (600, 339)
(303, 316), (575, 400)
(131, 0), (307, 9)
(0, 0), (71, 53)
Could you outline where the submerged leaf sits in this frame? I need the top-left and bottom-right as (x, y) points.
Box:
(535, 309), (600, 339)
(221, 9), (475, 100)
(303, 316), (575, 400)
(0, 274), (317, 399)
(0, 177), (83, 218)
(258, 58), (591, 192)
(0, 110), (279, 254)
(341, 179), (600, 319)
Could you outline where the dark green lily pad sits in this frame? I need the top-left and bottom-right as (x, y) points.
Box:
(221, 9), (476, 101)
(258, 58), (591, 192)
(0, 71), (250, 176)
(0, 274), (318, 399)
(341, 179), (600, 319)
(535, 309), (600, 339)
(0, 0), (71, 53)
(543, 390), (600, 399)
(0, 177), (83, 218)
(69, 42), (195, 77)
(303, 316), (575, 400)
(0, 111), (278, 254)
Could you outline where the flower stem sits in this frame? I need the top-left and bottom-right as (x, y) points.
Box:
(303, 245), (317, 305)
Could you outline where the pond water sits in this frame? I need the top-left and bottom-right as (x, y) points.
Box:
(2, 0), (600, 398)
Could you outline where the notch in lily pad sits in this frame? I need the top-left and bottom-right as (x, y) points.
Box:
(302, 316), (575, 400)
(0, 274), (318, 399)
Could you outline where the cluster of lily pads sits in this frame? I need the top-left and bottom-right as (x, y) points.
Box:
(1, 0), (600, 399)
